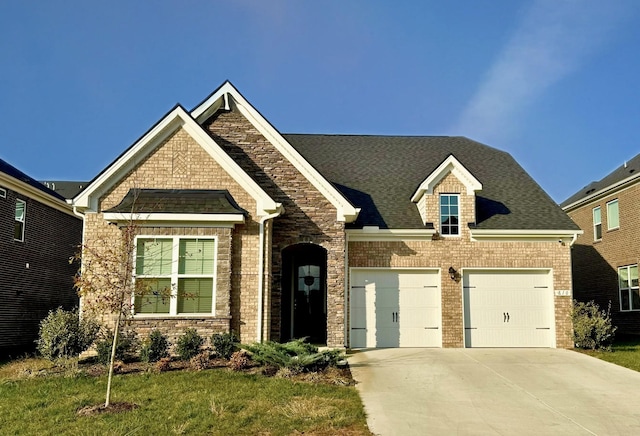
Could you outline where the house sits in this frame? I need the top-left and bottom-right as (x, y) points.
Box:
(73, 81), (581, 349)
(561, 153), (640, 334)
(0, 159), (82, 355)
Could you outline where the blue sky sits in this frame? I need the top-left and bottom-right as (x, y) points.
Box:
(1, 0), (639, 202)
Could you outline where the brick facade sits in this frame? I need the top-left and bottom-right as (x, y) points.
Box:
(83, 126), (261, 343)
(566, 182), (640, 333)
(0, 187), (81, 353)
(348, 172), (574, 348)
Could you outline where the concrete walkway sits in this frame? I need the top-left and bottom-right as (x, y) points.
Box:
(348, 348), (640, 435)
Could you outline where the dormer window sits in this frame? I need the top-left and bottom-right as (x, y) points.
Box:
(440, 194), (459, 236)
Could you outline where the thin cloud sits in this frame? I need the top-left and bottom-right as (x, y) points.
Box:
(452, 0), (629, 143)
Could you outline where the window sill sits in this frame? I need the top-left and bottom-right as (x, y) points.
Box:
(132, 314), (231, 320)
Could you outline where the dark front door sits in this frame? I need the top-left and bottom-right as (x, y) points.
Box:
(281, 244), (327, 344)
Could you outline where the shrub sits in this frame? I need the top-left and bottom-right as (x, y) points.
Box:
(95, 329), (139, 365)
(211, 331), (239, 360)
(155, 357), (172, 372)
(190, 352), (211, 371)
(572, 299), (617, 350)
(175, 328), (204, 360)
(242, 338), (343, 373)
(36, 308), (99, 360)
(140, 329), (170, 363)
(229, 350), (251, 371)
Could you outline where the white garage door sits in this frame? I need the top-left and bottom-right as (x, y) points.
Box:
(463, 270), (554, 348)
(350, 269), (441, 348)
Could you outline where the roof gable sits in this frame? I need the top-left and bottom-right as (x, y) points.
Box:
(285, 134), (580, 232)
(410, 154), (482, 202)
(73, 105), (279, 217)
(191, 81), (359, 223)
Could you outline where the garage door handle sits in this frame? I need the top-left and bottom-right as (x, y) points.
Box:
(424, 327), (439, 329)
(465, 327), (477, 330)
(351, 328), (366, 330)
(536, 327), (550, 330)
(503, 312), (510, 322)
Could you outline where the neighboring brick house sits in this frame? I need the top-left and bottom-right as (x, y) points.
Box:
(73, 81), (581, 349)
(562, 153), (640, 334)
(0, 159), (82, 355)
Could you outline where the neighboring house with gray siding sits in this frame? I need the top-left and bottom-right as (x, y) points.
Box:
(562, 153), (640, 334)
(0, 159), (82, 355)
(73, 81), (581, 349)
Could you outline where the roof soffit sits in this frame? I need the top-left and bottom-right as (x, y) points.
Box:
(191, 81), (360, 223)
(72, 105), (278, 216)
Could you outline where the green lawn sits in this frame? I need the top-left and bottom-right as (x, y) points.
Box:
(0, 360), (370, 435)
(576, 335), (640, 372)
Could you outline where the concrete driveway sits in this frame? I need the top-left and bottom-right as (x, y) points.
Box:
(348, 348), (640, 435)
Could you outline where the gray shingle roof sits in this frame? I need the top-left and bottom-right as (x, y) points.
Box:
(39, 181), (88, 200)
(284, 134), (578, 231)
(560, 153), (640, 208)
(0, 158), (66, 201)
(104, 189), (247, 215)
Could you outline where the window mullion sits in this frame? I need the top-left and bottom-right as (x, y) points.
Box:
(169, 237), (180, 315)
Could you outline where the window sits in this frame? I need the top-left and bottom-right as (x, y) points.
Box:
(0, 187), (6, 198)
(619, 264), (639, 311)
(440, 194), (460, 236)
(607, 200), (619, 230)
(14, 199), (25, 241)
(593, 206), (601, 240)
(134, 237), (216, 315)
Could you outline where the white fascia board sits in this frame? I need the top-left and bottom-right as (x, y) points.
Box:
(470, 228), (583, 242)
(103, 212), (245, 228)
(562, 174), (640, 211)
(411, 155), (482, 203)
(347, 228), (436, 242)
(192, 82), (359, 223)
(73, 106), (279, 217)
(0, 172), (77, 217)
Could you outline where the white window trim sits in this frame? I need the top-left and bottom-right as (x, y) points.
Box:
(439, 193), (461, 237)
(619, 264), (639, 312)
(593, 206), (602, 241)
(0, 187), (6, 198)
(606, 199), (620, 231)
(132, 235), (218, 317)
(14, 199), (26, 242)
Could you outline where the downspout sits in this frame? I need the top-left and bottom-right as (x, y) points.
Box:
(257, 205), (283, 342)
(72, 205), (87, 316)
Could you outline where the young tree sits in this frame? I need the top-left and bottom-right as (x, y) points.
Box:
(74, 219), (174, 407)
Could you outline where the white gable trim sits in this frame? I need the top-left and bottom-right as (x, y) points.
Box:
(192, 82), (360, 223)
(411, 155), (482, 202)
(72, 106), (279, 217)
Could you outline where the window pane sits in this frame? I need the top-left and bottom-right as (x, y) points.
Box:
(607, 201), (619, 229)
(179, 239), (215, 275)
(449, 196), (458, 206)
(135, 278), (171, 314)
(15, 200), (25, 221)
(631, 265), (639, 287)
(619, 267), (629, 289)
(593, 207), (601, 223)
(178, 278), (213, 313)
(632, 289), (640, 311)
(621, 290), (630, 310)
(14, 222), (24, 241)
(595, 224), (602, 240)
(136, 239), (173, 275)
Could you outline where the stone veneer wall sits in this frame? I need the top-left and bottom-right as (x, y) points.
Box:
(205, 108), (346, 347)
(82, 127), (261, 343)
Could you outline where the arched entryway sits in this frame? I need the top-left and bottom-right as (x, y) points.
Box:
(281, 244), (327, 344)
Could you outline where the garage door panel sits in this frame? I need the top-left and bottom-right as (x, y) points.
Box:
(463, 270), (553, 348)
(350, 270), (441, 348)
